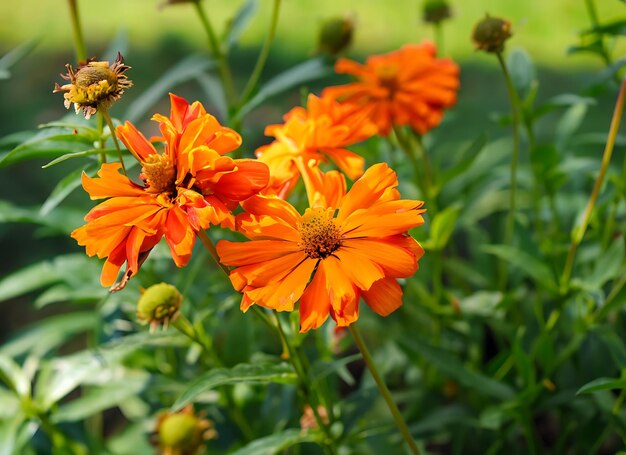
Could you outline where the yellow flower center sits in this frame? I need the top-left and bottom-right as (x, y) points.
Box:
(69, 62), (119, 105)
(141, 153), (176, 194)
(299, 208), (342, 259)
(376, 64), (399, 95)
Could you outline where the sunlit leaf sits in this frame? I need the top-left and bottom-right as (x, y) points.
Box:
(230, 429), (322, 455)
(173, 363), (297, 410)
(577, 377), (626, 395)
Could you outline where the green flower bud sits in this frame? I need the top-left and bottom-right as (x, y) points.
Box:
(422, 0), (451, 24)
(472, 15), (512, 53)
(155, 405), (217, 455)
(317, 16), (354, 56)
(137, 283), (182, 331)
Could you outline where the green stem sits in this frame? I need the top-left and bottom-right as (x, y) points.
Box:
(349, 325), (420, 455)
(434, 22), (444, 55)
(584, 0), (612, 67)
(197, 229), (231, 276)
(496, 51), (521, 291)
(393, 126), (437, 213)
(101, 110), (126, 175)
(193, 1), (237, 108)
(274, 315), (338, 454)
(560, 77), (626, 293)
(239, 0), (282, 106)
(67, 0), (86, 62)
(97, 112), (107, 164)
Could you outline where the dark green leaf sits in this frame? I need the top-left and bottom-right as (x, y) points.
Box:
(1, 312), (99, 358)
(0, 40), (37, 80)
(585, 236), (625, 291)
(125, 55), (215, 123)
(173, 363), (297, 410)
(582, 20), (626, 36)
(398, 337), (515, 400)
(40, 164), (96, 216)
(481, 244), (558, 292)
(224, 0), (259, 49)
(41, 148), (111, 168)
(0, 200), (84, 234)
(236, 57), (332, 120)
(577, 377), (626, 395)
(230, 429), (321, 455)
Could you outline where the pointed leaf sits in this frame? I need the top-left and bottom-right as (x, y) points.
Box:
(577, 377), (626, 395)
(230, 429), (322, 455)
(224, 0), (259, 49)
(173, 363), (297, 410)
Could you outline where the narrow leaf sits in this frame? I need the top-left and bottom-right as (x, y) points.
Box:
(230, 429), (321, 455)
(577, 377), (626, 395)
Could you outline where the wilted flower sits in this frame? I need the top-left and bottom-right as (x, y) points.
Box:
(155, 405), (216, 455)
(53, 52), (132, 119)
(472, 15), (512, 53)
(323, 42), (459, 136)
(300, 405), (330, 430)
(71, 94), (269, 290)
(137, 282), (182, 331)
(217, 163), (425, 332)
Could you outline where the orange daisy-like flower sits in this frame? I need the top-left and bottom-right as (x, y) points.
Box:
(255, 93), (376, 198)
(216, 163), (425, 332)
(71, 93), (269, 290)
(322, 42), (459, 136)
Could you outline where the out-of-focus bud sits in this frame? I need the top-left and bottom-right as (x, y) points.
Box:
(317, 15), (355, 56)
(155, 405), (217, 455)
(422, 0), (451, 24)
(300, 405), (330, 431)
(472, 15), (512, 53)
(137, 282), (182, 332)
(53, 52), (132, 119)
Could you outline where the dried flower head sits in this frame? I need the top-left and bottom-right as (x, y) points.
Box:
(155, 405), (216, 455)
(53, 52), (132, 119)
(472, 15), (512, 53)
(317, 15), (355, 56)
(137, 283), (182, 331)
(422, 0), (451, 24)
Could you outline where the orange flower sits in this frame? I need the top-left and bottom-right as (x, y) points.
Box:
(216, 163), (425, 332)
(255, 93), (376, 198)
(323, 42), (459, 136)
(71, 94), (269, 290)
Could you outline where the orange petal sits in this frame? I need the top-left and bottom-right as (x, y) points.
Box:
(320, 258), (360, 327)
(341, 236), (423, 278)
(81, 163), (145, 199)
(213, 159), (269, 201)
(362, 277), (403, 316)
(116, 121), (157, 163)
(299, 264), (331, 332)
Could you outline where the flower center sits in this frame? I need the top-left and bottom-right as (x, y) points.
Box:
(376, 64), (399, 95)
(71, 63), (119, 104)
(298, 208), (342, 259)
(141, 153), (176, 194)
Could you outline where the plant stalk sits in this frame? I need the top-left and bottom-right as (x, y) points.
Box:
(101, 110), (127, 175)
(67, 0), (86, 62)
(349, 325), (420, 455)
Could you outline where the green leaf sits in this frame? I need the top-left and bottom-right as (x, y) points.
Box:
(1, 312), (99, 358)
(481, 244), (559, 293)
(0, 414), (25, 455)
(425, 205), (461, 251)
(506, 48), (535, 99)
(555, 103), (588, 149)
(577, 377), (626, 395)
(0, 40), (37, 80)
(0, 200), (84, 234)
(173, 363), (297, 410)
(398, 337), (515, 401)
(584, 236), (625, 291)
(236, 57), (333, 120)
(41, 148), (110, 168)
(0, 128), (95, 168)
(125, 55), (215, 123)
(224, 0), (259, 49)
(582, 20), (626, 36)
(40, 164), (96, 216)
(195, 73), (228, 121)
(230, 429), (321, 455)
(35, 332), (184, 410)
(0, 355), (30, 397)
(311, 353), (360, 386)
(52, 374), (148, 423)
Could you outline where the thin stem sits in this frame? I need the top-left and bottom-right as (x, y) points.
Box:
(101, 110), (126, 175)
(349, 325), (420, 455)
(584, 0), (612, 67)
(274, 315), (338, 454)
(560, 77), (626, 293)
(496, 51), (521, 290)
(193, 1), (237, 108)
(434, 22), (444, 55)
(67, 0), (86, 62)
(239, 0), (282, 106)
(97, 112), (107, 164)
(197, 229), (231, 276)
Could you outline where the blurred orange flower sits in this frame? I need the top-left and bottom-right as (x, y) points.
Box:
(216, 163), (425, 332)
(256, 94), (376, 198)
(72, 94), (269, 290)
(323, 42), (459, 136)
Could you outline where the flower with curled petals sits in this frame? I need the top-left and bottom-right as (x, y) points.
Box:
(255, 93), (376, 198)
(323, 42), (459, 136)
(71, 94), (269, 290)
(216, 163), (425, 332)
